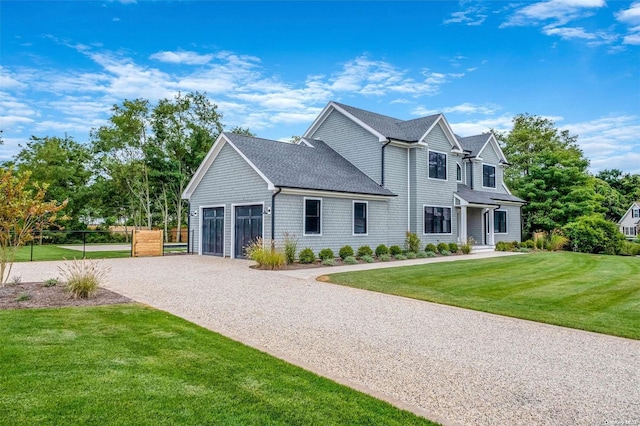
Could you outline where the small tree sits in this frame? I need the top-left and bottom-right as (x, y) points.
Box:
(0, 169), (67, 285)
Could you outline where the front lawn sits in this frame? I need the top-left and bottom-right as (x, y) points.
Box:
(0, 305), (435, 425)
(13, 245), (131, 262)
(327, 252), (640, 340)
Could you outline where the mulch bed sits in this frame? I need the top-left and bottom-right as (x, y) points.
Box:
(0, 282), (131, 310)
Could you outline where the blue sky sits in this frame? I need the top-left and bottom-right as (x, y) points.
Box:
(1, 0), (639, 173)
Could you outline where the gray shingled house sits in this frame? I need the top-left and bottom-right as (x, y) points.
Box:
(182, 101), (525, 258)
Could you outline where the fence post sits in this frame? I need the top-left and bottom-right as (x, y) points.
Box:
(83, 231), (86, 259)
(30, 239), (34, 262)
(130, 231), (134, 257)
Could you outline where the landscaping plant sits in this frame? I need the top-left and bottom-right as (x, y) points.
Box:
(406, 252), (417, 259)
(425, 243), (437, 253)
(246, 238), (286, 270)
(448, 243), (458, 253)
(339, 245), (354, 260)
(361, 255), (375, 263)
(389, 245), (402, 256)
(563, 215), (625, 254)
(58, 259), (110, 299)
(318, 248), (334, 261)
(321, 258), (336, 266)
(405, 231), (421, 253)
(436, 242), (449, 255)
(283, 232), (298, 264)
(298, 248), (316, 264)
(343, 256), (358, 265)
(356, 245), (373, 258)
(375, 244), (389, 257)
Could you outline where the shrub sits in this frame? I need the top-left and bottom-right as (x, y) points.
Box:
(619, 241), (640, 256)
(460, 240), (472, 254)
(389, 245), (403, 256)
(425, 251), (436, 257)
(436, 242), (449, 254)
(375, 244), (389, 257)
(298, 248), (316, 264)
(535, 234), (546, 250)
(406, 251), (417, 259)
(356, 245), (373, 258)
(511, 241), (521, 249)
(394, 254), (407, 260)
(15, 292), (31, 302)
(318, 248), (334, 261)
(563, 215), (625, 255)
(59, 259), (110, 299)
(9, 275), (22, 286)
(425, 243), (437, 253)
(283, 232), (298, 264)
(321, 258), (336, 266)
(343, 256), (358, 265)
(517, 247), (531, 253)
(43, 278), (59, 287)
(378, 253), (391, 261)
(440, 250), (451, 256)
(339, 245), (354, 260)
(522, 239), (535, 249)
(496, 241), (514, 251)
(361, 254), (375, 263)
(448, 242), (458, 253)
(416, 251), (427, 258)
(246, 239), (286, 270)
(548, 233), (569, 251)
(404, 231), (421, 253)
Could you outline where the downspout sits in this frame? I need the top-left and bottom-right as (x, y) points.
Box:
(186, 200), (191, 254)
(271, 188), (282, 244)
(381, 139), (391, 186)
(407, 148), (410, 232)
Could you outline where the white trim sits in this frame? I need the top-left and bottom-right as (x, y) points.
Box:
(279, 187), (392, 201)
(303, 197), (322, 237)
(352, 200), (369, 236)
(427, 149), (448, 181)
(617, 202), (640, 225)
(502, 182), (513, 195)
(303, 102), (388, 142)
(418, 114), (464, 152)
(297, 137), (315, 147)
(199, 204), (225, 257)
(477, 133), (508, 164)
(481, 163), (497, 189)
(407, 148), (411, 232)
(182, 133), (275, 199)
(230, 202), (265, 259)
(423, 205), (454, 235)
(494, 209), (508, 234)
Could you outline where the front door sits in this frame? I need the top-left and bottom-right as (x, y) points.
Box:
(202, 207), (224, 256)
(234, 205), (263, 258)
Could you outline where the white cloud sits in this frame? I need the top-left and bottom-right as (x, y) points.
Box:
(450, 115), (516, 136)
(0, 67), (28, 90)
(0, 91), (36, 130)
(149, 50), (214, 65)
(443, 5), (488, 26)
(616, 2), (640, 45)
(412, 103), (501, 116)
(502, 0), (605, 27)
(543, 26), (597, 39)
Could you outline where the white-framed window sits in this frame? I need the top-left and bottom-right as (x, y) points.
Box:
(456, 163), (462, 182)
(303, 197), (322, 236)
(483, 164), (496, 188)
(353, 201), (368, 235)
(494, 210), (507, 234)
(633, 208), (639, 218)
(624, 227), (637, 236)
(424, 206), (452, 234)
(428, 150), (447, 180)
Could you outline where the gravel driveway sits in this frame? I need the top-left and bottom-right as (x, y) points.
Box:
(12, 255), (640, 426)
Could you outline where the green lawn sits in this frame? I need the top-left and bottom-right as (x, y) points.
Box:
(327, 252), (640, 340)
(14, 245), (131, 262)
(0, 305), (435, 425)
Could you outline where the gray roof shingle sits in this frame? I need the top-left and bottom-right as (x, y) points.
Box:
(456, 184), (525, 205)
(224, 133), (396, 197)
(458, 134), (490, 157)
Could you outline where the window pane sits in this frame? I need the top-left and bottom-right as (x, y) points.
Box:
(354, 202), (367, 234)
(483, 165), (496, 188)
(424, 206), (450, 234)
(457, 164), (461, 181)
(429, 152), (447, 180)
(305, 200), (321, 234)
(494, 211), (506, 233)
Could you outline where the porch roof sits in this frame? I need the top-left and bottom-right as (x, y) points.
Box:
(456, 184), (525, 206)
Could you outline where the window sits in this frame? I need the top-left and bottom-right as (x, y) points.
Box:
(429, 151), (447, 180)
(483, 164), (496, 188)
(424, 206), (452, 234)
(624, 227), (637, 236)
(494, 210), (507, 234)
(353, 201), (368, 235)
(304, 198), (321, 235)
(456, 164), (462, 182)
(633, 209), (639, 218)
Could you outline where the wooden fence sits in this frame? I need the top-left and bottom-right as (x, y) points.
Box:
(132, 230), (163, 257)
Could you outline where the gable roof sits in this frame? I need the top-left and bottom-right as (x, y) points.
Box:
(304, 101), (463, 151)
(456, 184), (525, 206)
(618, 202), (640, 225)
(458, 133), (508, 163)
(182, 133), (396, 199)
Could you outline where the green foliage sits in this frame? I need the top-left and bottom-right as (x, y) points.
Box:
(15, 292), (31, 302)
(522, 239), (536, 249)
(246, 239), (286, 270)
(436, 242), (448, 254)
(619, 241), (640, 256)
(356, 245), (373, 258)
(298, 248), (316, 264)
(361, 255), (375, 263)
(59, 259), (110, 299)
(425, 251), (436, 258)
(496, 241), (513, 251)
(416, 251), (427, 259)
(405, 251), (417, 259)
(404, 232), (421, 253)
(375, 244), (389, 257)
(547, 233), (569, 251)
(394, 254), (407, 260)
(563, 215), (625, 255)
(460, 244), (471, 255)
(448, 243), (458, 253)
(343, 256), (358, 265)
(321, 258), (336, 266)
(10, 275), (22, 286)
(378, 254), (391, 261)
(283, 233), (298, 264)
(43, 278), (59, 287)
(439, 250), (451, 256)
(596, 169), (640, 218)
(318, 248), (334, 261)
(339, 245), (354, 260)
(389, 245), (402, 256)
(425, 243), (437, 253)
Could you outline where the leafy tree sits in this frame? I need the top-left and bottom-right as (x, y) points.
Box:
(497, 114), (603, 235)
(13, 136), (91, 228)
(596, 169), (640, 209)
(0, 169), (67, 285)
(592, 177), (628, 222)
(563, 214), (625, 255)
(228, 126), (255, 136)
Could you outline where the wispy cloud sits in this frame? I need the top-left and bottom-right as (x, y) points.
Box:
(150, 50), (214, 65)
(443, 4), (488, 26)
(412, 103), (501, 117)
(615, 2), (640, 45)
(501, 0), (605, 28)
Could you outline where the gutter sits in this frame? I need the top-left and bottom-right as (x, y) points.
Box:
(271, 188), (282, 242)
(381, 139), (391, 186)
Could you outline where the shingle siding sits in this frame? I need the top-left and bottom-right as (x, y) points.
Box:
(309, 110), (382, 182)
(494, 205), (522, 243)
(189, 143), (272, 256)
(475, 142), (508, 194)
(384, 146), (409, 247)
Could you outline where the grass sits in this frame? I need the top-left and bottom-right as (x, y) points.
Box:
(327, 252), (640, 340)
(0, 305), (435, 425)
(13, 245), (131, 262)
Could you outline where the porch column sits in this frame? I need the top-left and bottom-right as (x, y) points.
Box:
(460, 205), (468, 243)
(488, 208), (495, 246)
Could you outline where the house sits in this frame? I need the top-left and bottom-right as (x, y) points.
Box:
(618, 202), (640, 239)
(182, 101), (525, 258)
